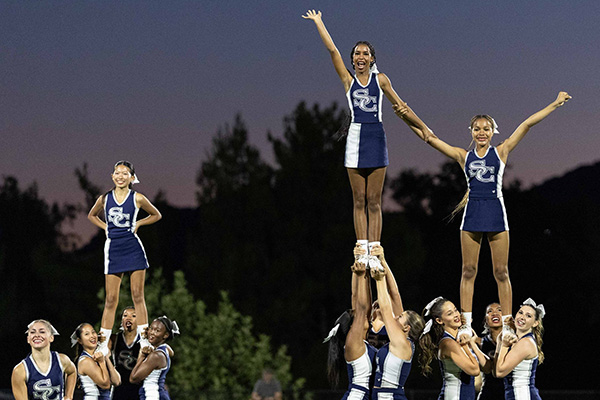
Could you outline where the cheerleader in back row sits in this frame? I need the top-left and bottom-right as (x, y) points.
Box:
(303, 9), (430, 269)
(419, 297), (489, 400)
(12, 320), (77, 400)
(71, 323), (121, 399)
(476, 303), (504, 400)
(495, 299), (545, 400)
(109, 306), (142, 400)
(88, 161), (162, 355)
(369, 246), (424, 400)
(395, 92), (571, 342)
(324, 246), (375, 400)
(130, 316), (179, 400)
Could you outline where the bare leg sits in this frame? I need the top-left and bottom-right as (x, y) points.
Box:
(101, 273), (123, 329)
(130, 269), (148, 326)
(488, 231), (511, 317)
(365, 167), (386, 242)
(347, 168), (368, 240)
(460, 231), (483, 314)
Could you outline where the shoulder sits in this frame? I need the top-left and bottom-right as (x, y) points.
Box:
(58, 353), (76, 372)
(12, 361), (26, 378)
(376, 72), (391, 86)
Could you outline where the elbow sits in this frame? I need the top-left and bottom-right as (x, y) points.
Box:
(495, 368), (508, 379)
(98, 379), (111, 390)
(155, 211), (162, 221)
(129, 375), (142, 384)
(465, 365), (480, 377)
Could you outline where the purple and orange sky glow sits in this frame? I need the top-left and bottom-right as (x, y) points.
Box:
(2, 1), (599, 243)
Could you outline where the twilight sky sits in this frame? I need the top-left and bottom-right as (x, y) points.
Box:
(1, 1), (599, 242)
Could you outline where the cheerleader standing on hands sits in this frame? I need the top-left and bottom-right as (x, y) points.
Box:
(303, 9), (430, 269)
(88, 161), (162, 354)
(395, 92), (571, 341)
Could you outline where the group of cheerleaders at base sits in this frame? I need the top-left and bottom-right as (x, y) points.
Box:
(303, 8), (568, 400)
(326, 246), (546, 400)
(12, 161), (178, 400)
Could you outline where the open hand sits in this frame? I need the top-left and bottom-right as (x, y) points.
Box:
(302, 9), (322, 21)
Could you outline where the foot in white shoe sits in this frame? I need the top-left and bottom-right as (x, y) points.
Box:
(457, 325), (472, 343)
(368, 255), (384, 273)
(96, 340), (109, 357)
(502, 324), (517, 341)
(138, 337), (154, 350)
(356, 254), (370, 269)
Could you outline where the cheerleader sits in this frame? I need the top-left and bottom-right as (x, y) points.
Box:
(109, 306), (142, 400)
(323, 246), (374, 400)
(11, 319), (77, 400)
(419, 298), (489, 400)
(395, 92), (571, 341)
(495, 299), (545, 400)
(369, 246), (424, 400)
(88, 160), (162, 354)
(303, 10), (430, 268)
(476, 303), (504, 400)
(130, 316), (179, 400)
(71, 323), (121, 400)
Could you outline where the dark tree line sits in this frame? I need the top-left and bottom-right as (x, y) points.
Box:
(1, 101), (599, 391)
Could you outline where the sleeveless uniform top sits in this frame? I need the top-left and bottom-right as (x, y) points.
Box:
(341, 341), (377, 400)
(461, 147), (509, 232)
(111, 332), (141, 400)
(372, 340), (414, 399)
(438, 332), (476, 400)
(344, 73), (389, 169)
(78, 351), (111, 400)
(21, 351), (65, 400)
(477, 334), (504, 400)
(504, 333), (541, 400)
(139, 344), (171, 400)
(103, 190), (149, 274)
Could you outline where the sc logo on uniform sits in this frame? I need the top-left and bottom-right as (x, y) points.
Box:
(468, 160), (495, 183)
(108, 207), (131, 228)
(353, 89), (377, 112)
(32, 379), (60, 400)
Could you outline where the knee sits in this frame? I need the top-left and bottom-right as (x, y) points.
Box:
(131, 286), (146, 305)
(461, 263), (478, 280)
(493, 265), (510, 283)
(104, 292), (119, 310)
(366, 194), (382, 213)
(353, 192), (366, 209)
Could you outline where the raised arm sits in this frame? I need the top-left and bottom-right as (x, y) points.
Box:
(394, 102), (468, 165)
(497, 91), (571, 159)
(345, 261), (371, 360)
(302, 10), (353, 90)
(134, 193), (162, 233)
(371, 245), (403, 316)
(379, 74), (431, 135)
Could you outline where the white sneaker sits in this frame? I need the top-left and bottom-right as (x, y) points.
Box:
(502, 324), (517, 341)
(356, 254), (370, 269)
(457, 324), (472, 342)
(138, 336), (154, 350)
(96, 339), (109, 357)
(368, 255), (384, 273)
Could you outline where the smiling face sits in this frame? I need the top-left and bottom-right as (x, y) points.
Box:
(470, 117), (494, 147)
(27, 322), (54, 350)
(78, 324), (99, 352)
(485, 303), (502, 329)
(515, 305), (539, 333)
(111, 164), (135, 189)
(147, 319), (170, 347)
(121, 308), (137, 333)
(352, 43), (374, 73)
(436, 301), (462, 330)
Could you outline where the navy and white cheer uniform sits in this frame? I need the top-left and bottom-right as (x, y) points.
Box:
(78, 351), (111, 400)
(461, 146), (508, 232)
(111, 332), (141, 400)
(104, 190), (149, 274)
(19, 351), (65, 400)
(139, 344), (171, 400)
(345, 72), (389, 169)
(341, 341), (377, 400)
(477, 334), (504, 400)
(503, 333), (541, 400)
(438, 332), (476, 400)
(372, 339), (414, 400)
